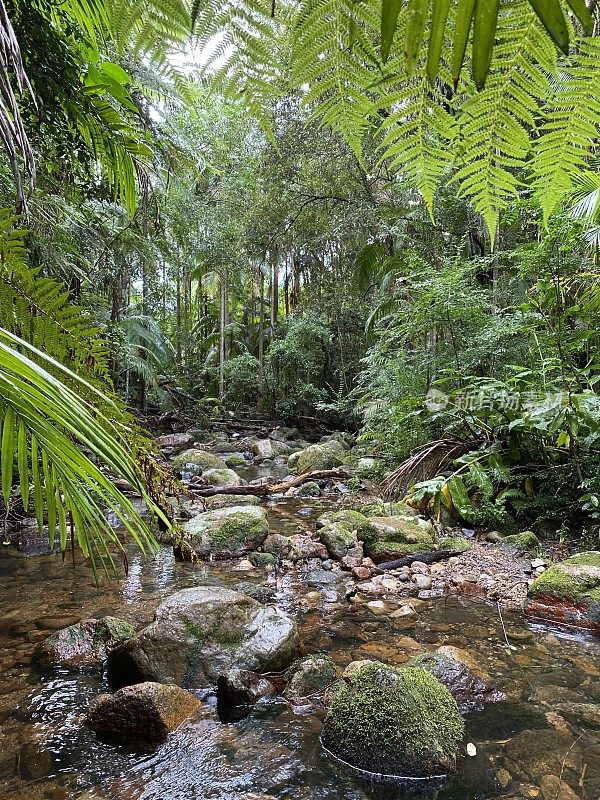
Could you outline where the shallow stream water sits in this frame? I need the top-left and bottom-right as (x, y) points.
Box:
(0, 495), (599, 800)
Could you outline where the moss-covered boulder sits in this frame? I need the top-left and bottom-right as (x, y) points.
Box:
(316, 509), (375, 538)
(438, 536), (472, 553)
(248, 551), (275, 568)
(296, 481), (321, 497)
(498, 531), (541, 554)
(107, 586), (302, 690)
(37, 617), (135, 668)
(223, 454), (246, 468)
(319, 521), (359, 561)
(284, 655), (339, 704)
(321, 661), (464, 778)
(262, 533), (293, 558)
(182, 505), (269, 559)
(289, 441), (345, 474)
(526, 552), (600, 632)
(362, 515), (435, 564)
(201, 467), (245, 487)
(172, 449), (227, 475)
(85, 682), (200, 744)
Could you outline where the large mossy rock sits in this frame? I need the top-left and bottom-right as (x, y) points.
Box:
(85, 682), (200, 744)
(498, 531), (541, 554)
(37, 617), (135, 668)
(361, 515), (435, 564)
(322, 661), (464, 778)
(526, 552), (600, 632)
(288, 441), (345, 474)
(182, 505), (269, 559)
(107, 586), (301, 690)
(172, 449), (227, 475)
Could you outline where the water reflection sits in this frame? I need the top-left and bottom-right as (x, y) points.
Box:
(0, 499), (598, 800)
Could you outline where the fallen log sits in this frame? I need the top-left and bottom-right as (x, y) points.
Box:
(187, 467), (352, 497)
(372, 549), (461, 573)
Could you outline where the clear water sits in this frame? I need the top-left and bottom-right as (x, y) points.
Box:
(0, 498), (599, 800)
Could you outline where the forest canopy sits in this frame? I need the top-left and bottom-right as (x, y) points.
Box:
(1, 0), (600, 562)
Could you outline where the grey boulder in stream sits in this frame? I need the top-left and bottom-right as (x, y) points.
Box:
(107, 586), (302, 690)
(181, 505), (269, 558)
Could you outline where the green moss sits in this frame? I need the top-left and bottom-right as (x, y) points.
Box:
(172, 449), (227, 473)
(297, 481), (321, 497)
(224, 454), (246, 468)
(498, 531), (541, 554)
(438, 536), (472, 553)
(184, 506), (269, 557)
(565, 551), (600, 567)
(319, 522), (358, 560)
(202, 468), (242, 487)
(346, 477), (362, 492)
(322, 663), (464, 777)
(248, 551), (275, 568)
(366, 540), (432, 561)
(99, 617), (136, 643)
(530, 562), (600, 602)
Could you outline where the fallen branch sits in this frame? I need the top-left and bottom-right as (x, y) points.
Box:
(373, 549), (460, 573)
(188, 468), (352, 497)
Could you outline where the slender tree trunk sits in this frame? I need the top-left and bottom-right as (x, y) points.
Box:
(218, 267), (228, 399)
(271, 251), (279, 329)
(258, 266), (265, 399)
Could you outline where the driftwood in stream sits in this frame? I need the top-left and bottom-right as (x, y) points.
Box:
(373, 549), (461, 573)
(187, 468), (352, 497)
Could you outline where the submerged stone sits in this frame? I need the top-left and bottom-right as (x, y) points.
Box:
(86, 682), (200, 744)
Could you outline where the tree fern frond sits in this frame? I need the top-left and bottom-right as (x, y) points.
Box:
(452, 1), (557, 237)
(531, 36), (600, 223)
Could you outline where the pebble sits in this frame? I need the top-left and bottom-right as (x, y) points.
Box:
(351, 566), (371, 580)
(366, 600), (388, 615)
(410, 561), (430, 575)
(531, 558), (547, 569)
(466, 742), (477, 757)
(391, 604), (416, 618)
(232, 559), (254, 572)
(496, 768), (511, 788)
(413, 574), (432, 590)
(322, 560), (333, 571)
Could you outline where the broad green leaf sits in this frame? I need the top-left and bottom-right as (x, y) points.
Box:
(451, 0), (476, 88)
(17, 419), (29, 511)
(427, 0), (452, 86)
(405, 0), (429, 77)
(527, 0), (569, 54)
(1, 405), (14, 505)
(472, 0), (499, 90)
(381, 0), (403, 63)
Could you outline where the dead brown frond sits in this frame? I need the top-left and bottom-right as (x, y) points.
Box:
(381, 437), (481, 499)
